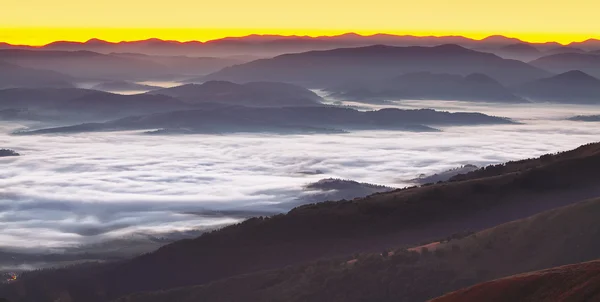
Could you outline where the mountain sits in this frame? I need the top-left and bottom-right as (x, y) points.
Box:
(327, 72), (524, 102)
(3, 142), (600, 302)
(488, 43), (542, 61)
(91, 81), (162, 92)
(146, 81), (324, 106)
(543, 46), (586, 56)
(0, 88), (97, 109)
(515, 70), (600, 103)
(568, 39), (600, 51)
(204, 44), (549, 87)
(530, 53), (600, 78)
(0, 88), (190, 121)
(20, 107), (514, 135)
(109, 53), (244, 75)
(0, 49), (169, 80)
(0, 61), (73, 89)
(431, 260), (600, 302)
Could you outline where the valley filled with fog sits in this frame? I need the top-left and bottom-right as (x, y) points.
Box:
(2, 99), (600, 254)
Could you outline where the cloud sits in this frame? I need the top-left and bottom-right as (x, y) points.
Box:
(1, 100), (600, 251)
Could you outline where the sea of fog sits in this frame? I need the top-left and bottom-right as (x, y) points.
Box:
(2, 99), (600, 251)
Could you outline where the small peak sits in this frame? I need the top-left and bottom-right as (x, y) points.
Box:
(555, 70), (597, 80)
(464, 73), (498, 83)
(85, 38), (109, 45)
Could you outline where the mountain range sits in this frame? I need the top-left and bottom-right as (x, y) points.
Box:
(0, 49), (242, 81)
(205, 44), (550, 87)
(0, 81), (325, 122)
(1, 34), (599, 57)
(18, 107), (513, 135)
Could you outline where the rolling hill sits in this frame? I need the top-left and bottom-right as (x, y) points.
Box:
(0, 49), (168, 80)
(431, 260), (600, 302)
(515, 70), (600, 103)
(530, 53), (600, 78)
(204, 44), (549, 87)
(20, 107), (514, 135)
(3, 142), (600, 302)
(327, 72), (524, 102)
(0, 61), (73, 89)
(146, 81), (324, 106)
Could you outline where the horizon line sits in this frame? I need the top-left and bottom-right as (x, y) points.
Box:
(2, 31), (600, 47)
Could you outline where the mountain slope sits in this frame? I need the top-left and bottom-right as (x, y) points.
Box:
(328, 72), (524, 102)
(0, 49), (168, 80)
(530, 53), (600, 78)
(515, 70), (600, 103)
(205, 44), (549, 87)
(146, 81), (323, 106)
(115, 193), (600, 302)
(3, 142), (600, 302)
(431, 260), (600, 302)
(0, 61), (73, 89)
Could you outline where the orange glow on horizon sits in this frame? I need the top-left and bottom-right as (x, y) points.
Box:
(1, 0), (599, 46)
(1, 28), (599, 46)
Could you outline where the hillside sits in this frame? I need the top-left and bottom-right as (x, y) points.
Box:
(327, 72), (524, 102)
(3, 142), (600, 302)
(530, 53), (600, 78)
(431, 260), (600, 302)
(0, 61), (73, 89)
(205, 44), (549, 87)
(20, 107), (513, 135)
(515, 70), (600, 103)
(0, 49), (167, 80)
(0, 88), (190, 121)
(146, 81), (324, 106)
(114, 194), (600, 302)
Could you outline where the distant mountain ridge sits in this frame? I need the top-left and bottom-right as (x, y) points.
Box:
(1, 34), (597, 57)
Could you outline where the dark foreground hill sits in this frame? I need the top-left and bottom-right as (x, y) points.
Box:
(327, 72), (524, 102)
(431, 260), (600, 302)
(3, 142), (600, 302)
(115, 195), (600, 302)
(205, 44), (549, 87)
(20, 107), (513, 135)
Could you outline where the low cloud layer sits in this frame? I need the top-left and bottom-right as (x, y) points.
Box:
(2, 101), (600, 250)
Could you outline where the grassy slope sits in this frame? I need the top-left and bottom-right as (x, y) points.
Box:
(116, 196), (600, 302)
(431, 260), (600, 302)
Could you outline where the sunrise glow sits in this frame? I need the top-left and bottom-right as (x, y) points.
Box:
(1, 0), (599, 45)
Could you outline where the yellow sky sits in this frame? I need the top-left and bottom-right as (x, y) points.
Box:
(1, 0), (599, 45)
